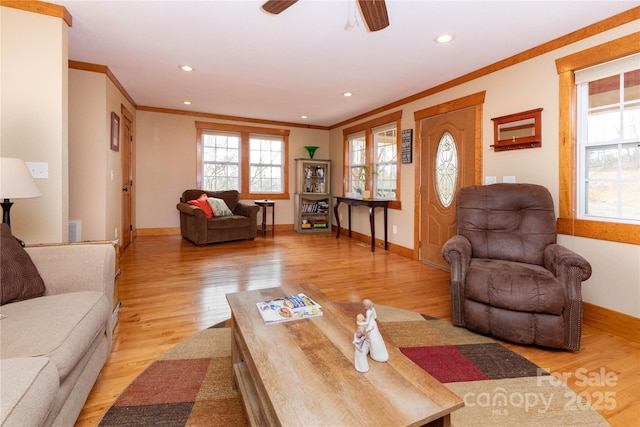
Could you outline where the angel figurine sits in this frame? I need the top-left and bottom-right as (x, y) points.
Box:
(362, 299), (388, 362)
(353, 315), (370, 373)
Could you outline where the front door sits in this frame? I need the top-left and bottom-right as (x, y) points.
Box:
(419, 107), (476, 269)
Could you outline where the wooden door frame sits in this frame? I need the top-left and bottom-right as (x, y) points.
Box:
(120, 105), (134, 251)
(412, 91), (486, 261)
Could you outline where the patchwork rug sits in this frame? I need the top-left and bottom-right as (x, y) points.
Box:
(99, 303), (609, 426)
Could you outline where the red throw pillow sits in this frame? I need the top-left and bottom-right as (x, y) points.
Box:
(187, 193), (214, 218)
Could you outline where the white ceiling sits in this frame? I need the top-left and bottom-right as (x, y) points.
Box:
(51, 0), (637, 127)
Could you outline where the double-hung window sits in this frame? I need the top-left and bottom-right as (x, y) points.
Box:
(373, 124), (398, 199)
(196, 122), (289, 199)
(556, 34), (639, 244)
(343, 111), (402, 209)
(575, 54), (640, 224)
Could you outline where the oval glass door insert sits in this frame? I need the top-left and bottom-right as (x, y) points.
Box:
(435, 131), (458, 208)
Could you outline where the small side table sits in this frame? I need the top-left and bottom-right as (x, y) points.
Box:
(255, 200), (275, 237)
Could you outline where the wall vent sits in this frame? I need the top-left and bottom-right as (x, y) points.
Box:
(68, 220), (82, 242)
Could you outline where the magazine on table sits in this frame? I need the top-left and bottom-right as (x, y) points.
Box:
(256, 293), (323, 324)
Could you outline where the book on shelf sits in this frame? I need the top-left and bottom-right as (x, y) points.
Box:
(256, 293), (323, 324)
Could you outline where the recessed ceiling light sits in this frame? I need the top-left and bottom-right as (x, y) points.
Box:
(183, 101), (192, 105)
(342, 92), (353, 97)
(179, 65), (194, 72)
(435, 34), (454, 44)
(300, 115), (308, 119)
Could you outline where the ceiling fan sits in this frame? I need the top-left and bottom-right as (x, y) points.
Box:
(261, 0), (389, 32)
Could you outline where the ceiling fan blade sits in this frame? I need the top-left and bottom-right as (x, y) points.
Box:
(262, 0), (298, 15)
(357, 0), (389, 32)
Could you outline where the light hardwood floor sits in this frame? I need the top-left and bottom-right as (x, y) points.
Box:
(77, 232), (639, 426)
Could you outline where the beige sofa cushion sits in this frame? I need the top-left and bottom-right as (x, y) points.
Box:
(0, 291), (109, 380)
(0, 357), (58, 427)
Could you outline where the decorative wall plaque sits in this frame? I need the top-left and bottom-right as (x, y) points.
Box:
(401, 129), (413, 163)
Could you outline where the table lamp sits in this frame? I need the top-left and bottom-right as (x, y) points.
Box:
(0, 157), (42, 227)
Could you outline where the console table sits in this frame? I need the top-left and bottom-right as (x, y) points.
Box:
(334, 196), (389, 252)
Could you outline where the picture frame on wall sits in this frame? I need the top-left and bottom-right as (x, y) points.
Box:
(110, 112), (120, 152)
(401, 129), (413, 164)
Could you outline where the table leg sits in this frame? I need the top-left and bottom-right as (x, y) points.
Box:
(369, 207), (375, 253)
(334, 201), (341, 238)
(261, 205), (267, 237)
(348, 205), (352, 238)
(383, 206), (388, 250)
(271, 204), (275, 236)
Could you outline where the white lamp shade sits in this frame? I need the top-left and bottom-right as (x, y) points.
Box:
(0, 157), (42, 199)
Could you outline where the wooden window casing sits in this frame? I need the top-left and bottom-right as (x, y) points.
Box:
(195, 121), (290, 200)
(555, 32), (640, 244)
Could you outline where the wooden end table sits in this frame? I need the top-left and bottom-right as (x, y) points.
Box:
(226, 283), (463, 426)
(254, 199), (275, 237)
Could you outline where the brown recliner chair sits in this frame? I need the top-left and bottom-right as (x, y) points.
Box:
(441, 183), (592, 351)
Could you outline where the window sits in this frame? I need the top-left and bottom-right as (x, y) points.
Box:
(576, 56), (639, 224)
(556, 33), (639, 244)
(250, 135), (284, 193)
(342, 111), (402, 209)
(196, 122), (290, 199)
(202, 131), (240, 191)
(349, 132), (367, 193)
(373, 125), (398, 199)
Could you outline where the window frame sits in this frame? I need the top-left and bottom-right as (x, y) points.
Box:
(195, 121), (290, 200)
(342, 111), (402, 209)
(555, 32), (640, 245)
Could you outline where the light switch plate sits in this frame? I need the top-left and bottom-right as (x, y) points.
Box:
(503, 175), (516, 183)
(25, 162), (48, 179)
(485, 176), (497, 185)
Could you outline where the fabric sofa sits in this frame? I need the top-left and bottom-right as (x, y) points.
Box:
(0, 225), (115, 427)
(177, 189), (260, 245)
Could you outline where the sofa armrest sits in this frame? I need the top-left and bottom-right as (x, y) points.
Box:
(177, 202), (205, 217)
(234, 202), (260, 220)
(25, 243), (115, 311)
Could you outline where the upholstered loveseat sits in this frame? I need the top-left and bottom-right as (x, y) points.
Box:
(176, 189), (260, 246)
(0, 224), (115, 426)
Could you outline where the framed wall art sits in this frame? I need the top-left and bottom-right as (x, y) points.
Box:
(401, 129), (413, 163)
(110, 112), (120, 152)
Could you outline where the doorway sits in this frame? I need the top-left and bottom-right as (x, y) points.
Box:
(414, 92), (484, 269)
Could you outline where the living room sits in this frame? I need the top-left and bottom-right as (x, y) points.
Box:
(1, 1), (639, 426)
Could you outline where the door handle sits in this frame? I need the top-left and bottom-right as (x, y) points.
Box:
(122, 187), (129, 193)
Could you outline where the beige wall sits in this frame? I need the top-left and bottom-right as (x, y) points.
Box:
(68, 69), (135, 241)
(135, 111), (329, 229)
(68, 70), (107, 240)
(0, 6), (69, 243)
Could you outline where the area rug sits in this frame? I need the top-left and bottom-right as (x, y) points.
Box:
(98, 303), (610, 426)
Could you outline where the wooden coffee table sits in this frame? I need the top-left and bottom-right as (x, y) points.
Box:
(226, 283), (463, 426)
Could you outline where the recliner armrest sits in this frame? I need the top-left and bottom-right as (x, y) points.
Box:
(442, 235), (472, 269)
(442, 235), (472, 327)
(544, 244), (592, 282)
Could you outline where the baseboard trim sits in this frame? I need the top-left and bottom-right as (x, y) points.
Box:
(583, 302), (640, 343)
(135, 227), (180, 236)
